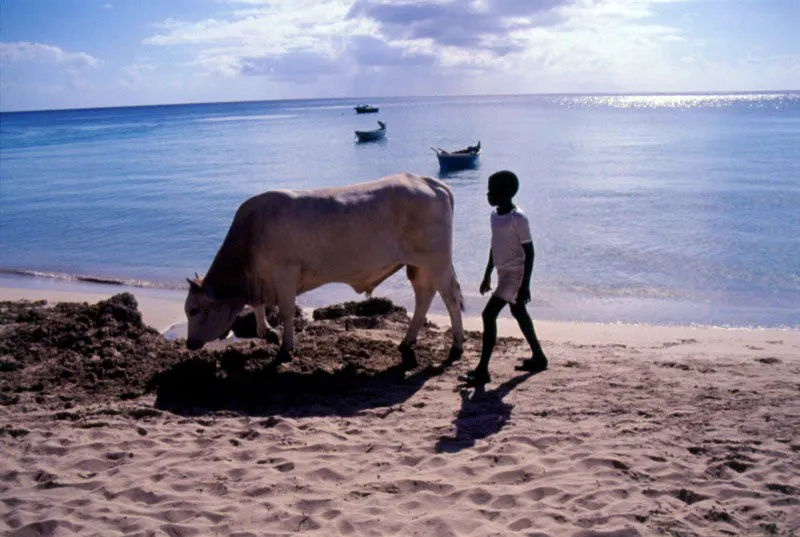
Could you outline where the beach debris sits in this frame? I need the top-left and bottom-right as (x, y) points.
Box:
(0, 293), (446, 412)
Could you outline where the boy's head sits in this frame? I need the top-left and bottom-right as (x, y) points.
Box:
(487, 170), (519, 206)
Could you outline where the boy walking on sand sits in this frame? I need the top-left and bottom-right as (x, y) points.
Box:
(460, 170), (548, 386)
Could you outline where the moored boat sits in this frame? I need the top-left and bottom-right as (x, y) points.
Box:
(355, 121), (386, 142)
(354, 104), (379, 114)
(432, 141), (480, 172)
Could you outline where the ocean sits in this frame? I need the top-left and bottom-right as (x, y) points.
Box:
(1, 93), (798, 328)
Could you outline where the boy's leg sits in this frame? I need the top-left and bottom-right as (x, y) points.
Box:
(509, 302), (548, 365)
(475, 296), (506, 377)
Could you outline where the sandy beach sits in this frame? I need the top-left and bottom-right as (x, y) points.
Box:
(1, 284), (798, 537)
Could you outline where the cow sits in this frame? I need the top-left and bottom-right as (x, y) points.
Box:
(185, 172), (465, 363)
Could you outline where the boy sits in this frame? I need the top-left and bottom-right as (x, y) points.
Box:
(460, 170), (548, 386)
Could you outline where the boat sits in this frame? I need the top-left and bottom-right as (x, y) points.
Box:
(354, 104), (379, 114)
(355, 121), (386, 142)
(432, 141), (481, 172)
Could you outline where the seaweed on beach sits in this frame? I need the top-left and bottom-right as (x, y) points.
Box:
(0, 293), (188, 406)
(0, 292), (451, 411)
(313, 297), (407, 321)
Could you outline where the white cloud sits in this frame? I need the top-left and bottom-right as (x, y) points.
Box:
(144, 1), (372, 80)
(0, 41), (102, 68)
(139, 0), (794, 94)
(63, 67), (96, 90)
(118, 63), (156, 87)
(142, 1), (690, 79)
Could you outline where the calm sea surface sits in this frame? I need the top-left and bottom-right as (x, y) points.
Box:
(1, 93), (798, 328)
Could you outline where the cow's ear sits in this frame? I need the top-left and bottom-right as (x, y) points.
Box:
(187, 278), (201, 291)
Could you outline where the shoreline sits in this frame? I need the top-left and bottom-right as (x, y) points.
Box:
(2, 278), (797, 354)
(2, 271), (797, 331)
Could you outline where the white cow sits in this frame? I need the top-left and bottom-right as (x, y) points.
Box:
(185, 172), (465, 361)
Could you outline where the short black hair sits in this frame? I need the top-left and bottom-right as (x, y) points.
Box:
(488, 170), (519, 197)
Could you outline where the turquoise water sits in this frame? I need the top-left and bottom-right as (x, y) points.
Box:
(1, 93), (798, 327)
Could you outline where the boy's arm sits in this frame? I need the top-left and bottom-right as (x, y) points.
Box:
(480, 249), (494, 294)
(517, 242), (534, 303)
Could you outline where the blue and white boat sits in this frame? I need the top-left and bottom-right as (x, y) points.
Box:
(432, 141), (480, 172)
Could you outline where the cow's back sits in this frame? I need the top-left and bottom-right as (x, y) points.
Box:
(251, 172), (452, 217)
(245, 172), (453, 251)
(206, 173), (455, 300)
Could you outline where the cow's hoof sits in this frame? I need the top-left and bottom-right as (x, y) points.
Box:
(275, 349), (293, 365)
(262, 329), (280, 345)
(399, 343), (418, 370)
(448, 346), (464, 362)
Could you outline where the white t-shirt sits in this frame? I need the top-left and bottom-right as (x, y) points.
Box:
(490, 208), (533, 271)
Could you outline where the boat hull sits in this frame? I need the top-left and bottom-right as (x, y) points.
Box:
(355, 106), (379, 114)
(355, 130), (386, 142)
(436, 153), (480, 172)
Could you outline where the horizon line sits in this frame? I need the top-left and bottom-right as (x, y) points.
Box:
(1, 88), (798, 115)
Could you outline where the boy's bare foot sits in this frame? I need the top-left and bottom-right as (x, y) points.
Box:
(515, 355), (548, 373)
(458, 369), (491, 386)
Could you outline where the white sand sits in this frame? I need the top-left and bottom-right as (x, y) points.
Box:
(1, 285), (798, 536)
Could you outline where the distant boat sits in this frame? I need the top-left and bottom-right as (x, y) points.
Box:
(432, 141), (480, 172)
(355, 121), (386, 142)
(354, 104), (379, 114)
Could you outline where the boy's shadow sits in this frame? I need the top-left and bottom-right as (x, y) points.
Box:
(435, 370), (542, 453)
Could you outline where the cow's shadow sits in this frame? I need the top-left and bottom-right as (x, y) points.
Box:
(149, 347), (461, 418)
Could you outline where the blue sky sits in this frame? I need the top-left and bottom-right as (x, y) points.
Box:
(1, 0), (798, 111)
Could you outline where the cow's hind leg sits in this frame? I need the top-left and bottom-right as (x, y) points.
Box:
(434, 265), (465, 360)
(254, 305), (268, 337)
(400, 265), (437, 365)
(274, 274), (299, 363)
(253, 305), (280, 344)
(275, 297), (296, 364)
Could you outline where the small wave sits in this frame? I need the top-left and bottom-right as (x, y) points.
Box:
(198, 114), (295, 123)
(286, 104), (356, 111)
(66, 122), (162, 132)
(0, 268), (182, 291)
(0, 122), (163, 150)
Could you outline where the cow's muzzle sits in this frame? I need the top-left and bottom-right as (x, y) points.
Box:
(186, 339), (204, 351)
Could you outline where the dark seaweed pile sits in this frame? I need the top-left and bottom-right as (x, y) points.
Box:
(0, 293), (455, 413)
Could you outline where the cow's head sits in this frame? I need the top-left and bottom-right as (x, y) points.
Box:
(184, 276), (246, 350)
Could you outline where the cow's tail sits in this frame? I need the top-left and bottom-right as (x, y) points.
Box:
(442, 179), (464, 312)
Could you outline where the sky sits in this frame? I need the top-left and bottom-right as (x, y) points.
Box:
(0, 0), (798, 112)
